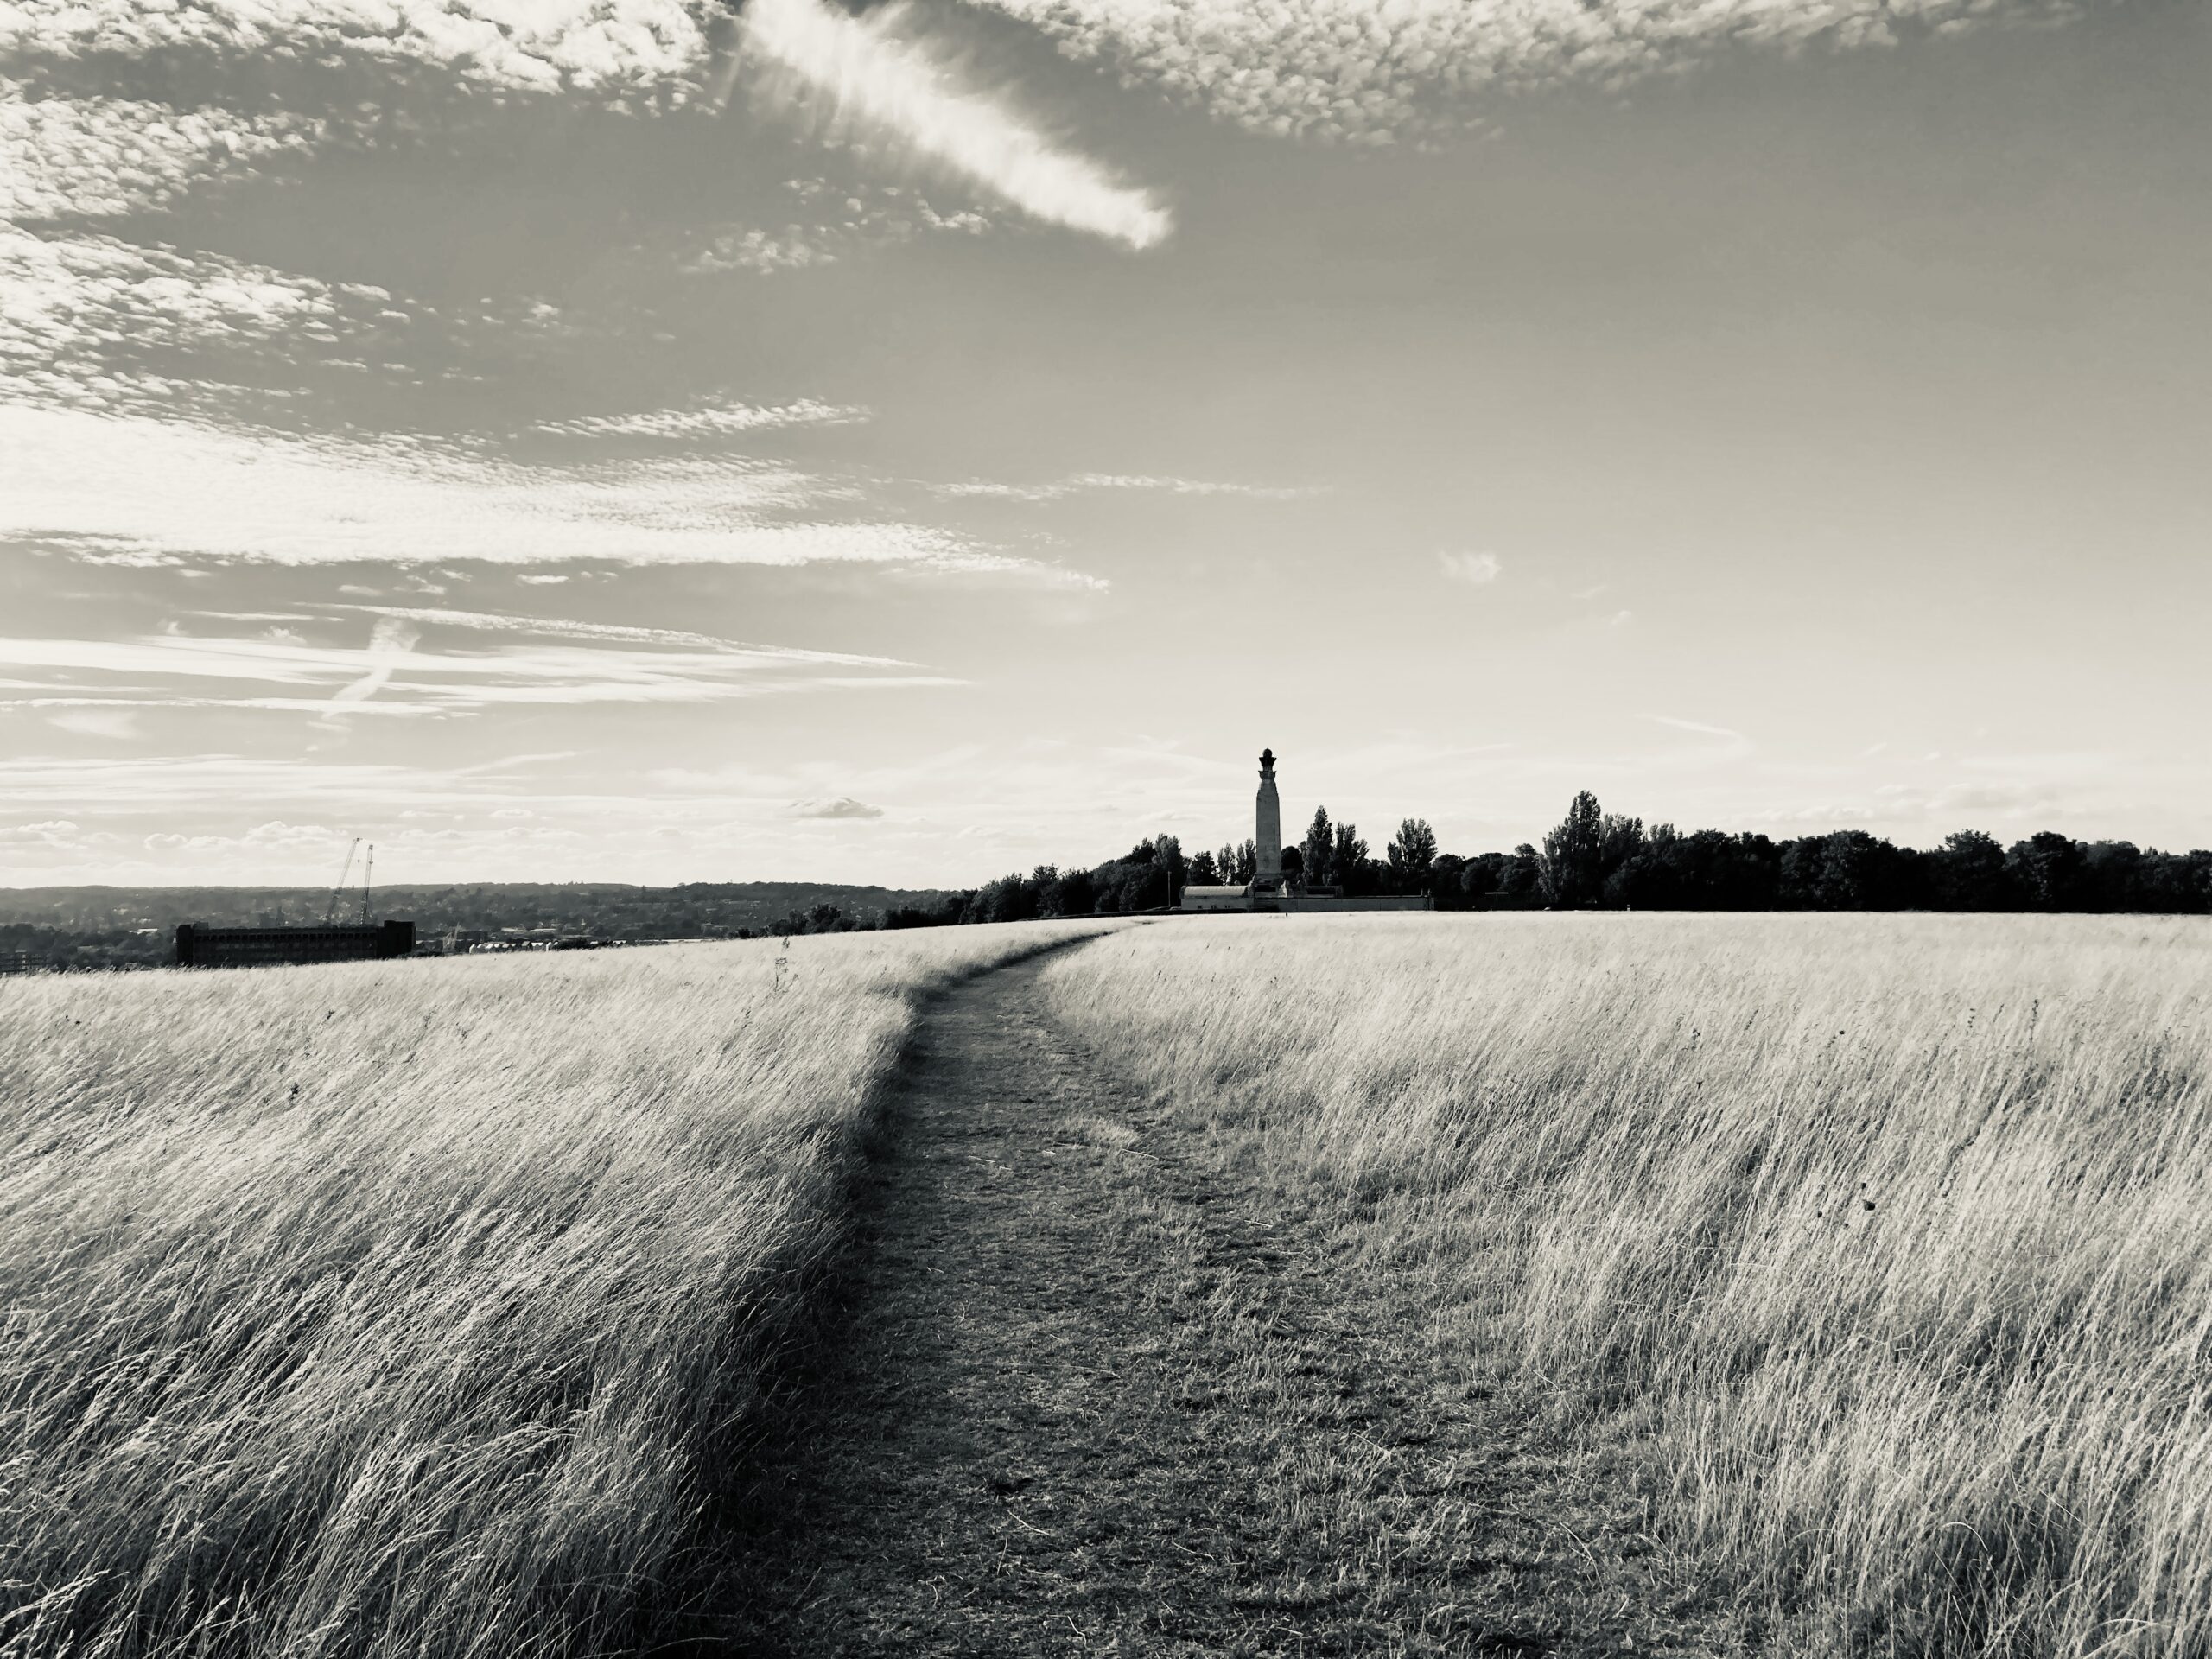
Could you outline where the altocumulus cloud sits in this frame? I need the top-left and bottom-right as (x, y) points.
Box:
(976, 0), (2091, 141)
(0, 0), (705, 94)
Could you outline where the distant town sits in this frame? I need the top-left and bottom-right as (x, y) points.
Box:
(0, 882), (961, 975)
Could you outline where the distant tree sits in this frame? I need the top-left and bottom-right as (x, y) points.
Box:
(1813, 831), (1890, 910)
(2131, 846), (2212, 914)
(1598, 812), (1646, 880)
(968, 875), (1037, 925)
(2008, 832), (2087, 911)
(1606, 822), (1682, 908)
(1232, 839), (1258, 884)
(1537, 791), (1605, 906)
(1430, 852), (1468, 910)
(1301, 807), (1335, 887)
(1504, 844), (1543, 903)
(1090, 843), (1173, 912)
(882, 893), (967, 929)
(2082, 841), (2145, 912)
(1032, 865), (1082, 918)
(1455, 851), (1507, 907)
(2187, 850), (2212, 914)
(1048, 868), (1096, 918)
(1187, 849), (1221, 887)
(1215, 844), (1240, 887)
(1151, 834), (1186, 903)
(1932, 830), (2010, 911)
(1331, 821), (1368, 886)
(1386, 818), (1438, 893)
(1777, 837), (1823, 909)
(1122, 861), (1171, 911)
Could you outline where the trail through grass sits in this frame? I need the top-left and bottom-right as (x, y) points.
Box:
(702, 951), (1729, 1657)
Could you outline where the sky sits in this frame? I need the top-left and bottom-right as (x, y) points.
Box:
(2, 0), (2207, 888)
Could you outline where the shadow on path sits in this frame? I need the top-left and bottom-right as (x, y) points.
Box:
(684, 951), (1732, 1657)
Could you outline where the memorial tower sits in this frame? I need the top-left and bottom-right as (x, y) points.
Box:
(1255, 748), (1282, 888)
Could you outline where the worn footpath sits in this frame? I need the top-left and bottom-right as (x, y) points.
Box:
(696, 948), (1734, 1657)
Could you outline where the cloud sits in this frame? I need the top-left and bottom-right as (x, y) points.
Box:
(1643, 715), (1744, 741)
(0, 616), (965, 720)
(534, 400), (868, 440)
(0, 404), (1038, 573)
(740, 0), (1171, 250)
(937, 472), (1320, 501)
(0, 817), (92, 846)
(321, 603), (911, 667)
(326, 616), (421, 715)
(0, 93), (325, 221)
(676, 183), (996, 276)
(789, 796), (886, 819)
(0, 227), (365, 415)
(44, 707), (140, 739)
(0, 0), (707, 97)
(1438, 550), (1501, 584)
(976, 0), (2087, 143)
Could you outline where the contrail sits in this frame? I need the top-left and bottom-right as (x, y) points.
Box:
(739, 0), (1172, 251)
(326, 617), (420, 715)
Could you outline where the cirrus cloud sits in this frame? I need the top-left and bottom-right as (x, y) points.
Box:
(741, 0), (1171, 250)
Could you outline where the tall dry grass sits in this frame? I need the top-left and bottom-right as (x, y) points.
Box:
(0, 922), (1114, 1659)
(1044, 913), (2212, 1656)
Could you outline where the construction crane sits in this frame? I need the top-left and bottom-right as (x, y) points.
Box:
(360, 843), (374, 926)
(325, 837), (361, 925)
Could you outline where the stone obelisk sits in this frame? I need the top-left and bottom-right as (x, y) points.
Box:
(1255, 748), (1282, 888)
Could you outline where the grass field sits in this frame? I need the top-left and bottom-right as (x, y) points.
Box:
(0, 923), (1116, 1659)
(10, 913), (2206, 1658)
(1042, 914), (2212, 1656)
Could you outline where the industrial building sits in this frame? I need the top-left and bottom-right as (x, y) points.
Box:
(175, 921), (416, 969)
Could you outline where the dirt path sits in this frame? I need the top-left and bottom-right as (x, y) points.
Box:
(698, 950), (1731, 1657)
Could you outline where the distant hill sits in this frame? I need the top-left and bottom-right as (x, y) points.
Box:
(0, 882), (961, 969)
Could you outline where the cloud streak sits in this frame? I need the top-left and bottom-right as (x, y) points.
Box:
(0, 404), (1043, 574)
(0, 616), (963, 719)
(321, 606), (911, 667)
(741, 0), (1171, 250)
(936, 472), (1319, 501)
(534, 400), (868, 440)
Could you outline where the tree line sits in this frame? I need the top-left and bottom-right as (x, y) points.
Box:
(830, 791), (2209, 933)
